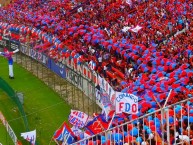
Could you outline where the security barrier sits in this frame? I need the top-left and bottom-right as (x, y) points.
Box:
(0, 35), (101, 115)
(72, 97), (193, 145)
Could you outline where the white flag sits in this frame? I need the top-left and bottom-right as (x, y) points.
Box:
(71, 126), (83, 137)
(21, 130), (36, 145)
(126, 0), (132, 7)
(102, 104), (111, 121)
(131, 25), (142, 33)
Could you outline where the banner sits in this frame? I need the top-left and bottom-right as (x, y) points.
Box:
(66, 67), (83, 90)
(98, 75), (116, 106)
(95, 88), (112, 109)
(20, 43), (29, 56)
(82, 78), (95, 100)
(10, 40), (20, 50)
(21, 130), (36, 145)
(29, 48), (49, 66)
(68, 110), (89, 128)
(115, 92), (138, 114)
(0, 36), (9, 49)
(0, 111), (18, 145)
(65, 57), (98, 85)
(50, 59), (66, 78)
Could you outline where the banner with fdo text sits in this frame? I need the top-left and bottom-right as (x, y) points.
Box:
(115, 92), (138, 114)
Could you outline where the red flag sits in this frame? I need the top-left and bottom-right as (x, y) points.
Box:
(85, 114), (109, 135)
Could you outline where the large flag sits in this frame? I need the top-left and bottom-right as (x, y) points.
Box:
(53, 122), (75, 143)
(21, 130), (36, 145)
(68, 110), (89, 128)
(85, 114), (109, 135)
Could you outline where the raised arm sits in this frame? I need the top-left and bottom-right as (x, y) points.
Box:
(12, 49), (19, 54)
(0, 52), (4, 56)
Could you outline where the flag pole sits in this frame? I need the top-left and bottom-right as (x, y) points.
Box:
(107, 92), (116, 130)
(107, 112), (115, 130)
(163, 89), (172, 108)
(48, 121), (65, 145)
(53, 139), (60, 145)
(62, 133), (71, 145)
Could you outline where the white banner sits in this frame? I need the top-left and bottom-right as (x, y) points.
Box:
(71, 126), (83, 137)
(21, 130), (36, 145)
(115, 92), (138, 114)
(66, 67), (83, 90)
(95, 88), (103, 108)
(95, 89), (113, 109)
(68, 110), (89, 128)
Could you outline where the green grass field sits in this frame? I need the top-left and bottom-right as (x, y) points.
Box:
(0, 57), (71, 145)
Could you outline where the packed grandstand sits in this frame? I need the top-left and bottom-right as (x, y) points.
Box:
(0, 0), (192, 144)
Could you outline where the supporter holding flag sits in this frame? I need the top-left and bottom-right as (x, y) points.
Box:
(68, 110), (89, 128)
(85, 114), (109, 135)
(53, 121), (75, 144)
(0, 48), (19, 79)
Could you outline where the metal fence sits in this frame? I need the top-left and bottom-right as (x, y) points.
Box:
(0, 34), (101, 116)
(12, 41), (101, 116)
(72, 97), (193, 145)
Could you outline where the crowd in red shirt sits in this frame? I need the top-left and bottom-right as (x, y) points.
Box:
(0, 0), (192, 144)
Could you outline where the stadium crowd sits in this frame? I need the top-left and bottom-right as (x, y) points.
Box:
(0, 0), (193, 144)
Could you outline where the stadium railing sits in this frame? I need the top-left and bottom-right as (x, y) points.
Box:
(0, 32), (101, 116)
(70, 97), (193, 145)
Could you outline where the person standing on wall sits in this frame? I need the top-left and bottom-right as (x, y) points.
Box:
(0, 48), (19, 79)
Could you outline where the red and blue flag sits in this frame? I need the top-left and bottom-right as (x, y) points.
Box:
(53, 122), (75, 143)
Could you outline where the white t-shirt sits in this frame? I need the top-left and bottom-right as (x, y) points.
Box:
(104, 65), (107, 71)
(141, 141), (148, 145)
(98, 56), (102, 62)
(179, 135), (189, 142)
(128, 68), (133, 74)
